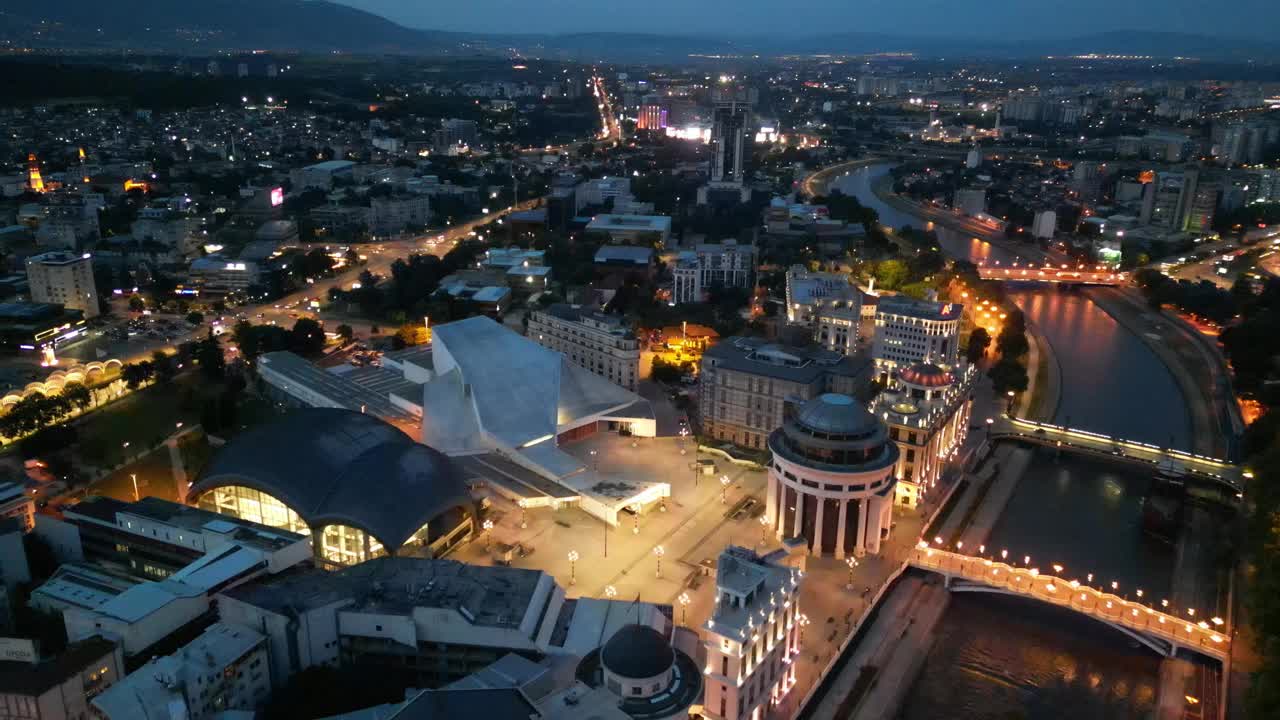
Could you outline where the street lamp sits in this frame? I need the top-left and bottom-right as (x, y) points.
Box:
(845, 556), (859, 590)
(482, 519), (494, 550)
(568, 550), (579, 585)
(605, 585), (617, 599)
(678, 592), (690, 625)
(519, 501), (527, 529)
(654, 545), (665, 578)
(1006, 390), (1015, 414)
(720, 475), (730, 504)
(590, 449), (598, 473)
(759, 515), (770, 546)
(631, 503), (641, 535)
(679, 427), (689, 455)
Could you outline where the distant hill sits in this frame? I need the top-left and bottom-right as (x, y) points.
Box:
(1, 1), (1275, 61)
(0, 0), (472, 53)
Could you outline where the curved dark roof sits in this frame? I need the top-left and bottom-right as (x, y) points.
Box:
(795, 393), (878, 437)
(191, 409), (473, 550)
(900, 362), (955, 388)
(601, 624), (675, 679)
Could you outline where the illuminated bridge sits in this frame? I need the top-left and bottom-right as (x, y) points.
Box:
(989, 416), (1242, 491)
(910, 545), (1229, 661)
(976, 263), (1128, 286)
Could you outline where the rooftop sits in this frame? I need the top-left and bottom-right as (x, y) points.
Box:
(224, 557), (547, 630)
(875, 295), (962, 322)
(0, 636), (119, 697)
(587, 214), (672, 232)
(258, 350), (418, 424)
(66, 495), (306, 554)
(709, 547), (798, 637)
(703, 337), (873, 384)
(593, 246), (654, 265)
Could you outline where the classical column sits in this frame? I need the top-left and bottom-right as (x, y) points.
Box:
(834, 498), (848, 560)
(793, 491), (803, 543)
(765, 472), (778, 531)
(812, 497), (825, 555)
(858, 499), (871, 555)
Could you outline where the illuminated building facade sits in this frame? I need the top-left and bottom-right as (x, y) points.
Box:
(26, 251), (100, 319)
(870, 362), (975, 507)
(638, 103), (670, 131)
(871, 296), (962, 380)
(190, 409), (475, 568)
(766, 393), (899, 558)
(27, 153), (44, 192)
(702, 546), (803, 720)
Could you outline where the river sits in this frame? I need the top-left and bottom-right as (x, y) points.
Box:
(830, 164), (1192, 719)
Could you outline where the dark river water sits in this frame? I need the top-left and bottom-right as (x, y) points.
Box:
(831, 164), (1188, 719)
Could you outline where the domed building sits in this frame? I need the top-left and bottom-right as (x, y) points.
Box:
(765, 393), (899, 557)
(870, 361), (976, 508)
(572, 623), (702, 719)
(190, 409), (475, 568)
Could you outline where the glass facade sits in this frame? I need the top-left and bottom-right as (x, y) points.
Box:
(196, 485), (442, 568)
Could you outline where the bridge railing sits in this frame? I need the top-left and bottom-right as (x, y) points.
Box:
(975, 264), (1128, 285)
(910, 544), (1229, 659)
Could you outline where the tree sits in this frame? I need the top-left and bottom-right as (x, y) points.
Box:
(151, 350), (177, 384)
(128, 296), (146, 313)
(336, 324), (354, 342)
(988, 357), (1029, 394)
(233, 320), (261, 364)
(121, 361), (154, 389)
(966, 327), (991, 364)
(62, 382), (92, 413)
(185, 311), (204, 325)
(996, 327), (1030, 359)
(195, 335), (225, 381)
(289, 318), (327, 356)
(874, 259), (910, 291)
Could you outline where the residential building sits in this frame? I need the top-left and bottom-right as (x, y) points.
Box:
(766, 394), (899, 556)
(433, 119), (479, 152)
(91, 623), (270, 720)
(25, 251), (99, 319)
(370, 194), (431, 236)
(702, 546), (802, 720)
(699, 337), (874, 451)
(870, 363), (976, 508)
(953, 188), (987, 216)
(1031, 210), (1057, 239)
(0, 636), (124, 720)
(290, 160), (355, 190)
(871, 296), (962, 379)
(710, 86), (752, 185)
(528, 304), (641, 391)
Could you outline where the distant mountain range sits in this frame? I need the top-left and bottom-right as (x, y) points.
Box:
(2, 0), (1277, 61)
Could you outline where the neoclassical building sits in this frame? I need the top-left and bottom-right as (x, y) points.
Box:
(765, 393), (899, 558)
(871, 361), (976, 508)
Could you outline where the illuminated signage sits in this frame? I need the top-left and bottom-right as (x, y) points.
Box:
(270, 187), (284, 207)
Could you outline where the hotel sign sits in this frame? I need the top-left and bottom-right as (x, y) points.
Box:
(0, 637), (38, 663)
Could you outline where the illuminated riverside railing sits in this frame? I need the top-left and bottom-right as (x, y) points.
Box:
(909, 543), (1229, 661)
(990, 416), (1242, 489)
(976, 262), (1128, 286)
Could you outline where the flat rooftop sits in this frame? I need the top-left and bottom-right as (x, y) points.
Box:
(224, 557), (548, 630)
(875, 295), (962, 321)
(258, 351), (418, 424)
(66, 495), (305, 553)
(586, 214), (671, 232)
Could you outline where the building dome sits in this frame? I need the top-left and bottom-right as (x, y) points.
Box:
(600, 624), (675, 680)
(899, 363), (955, 388)
(793, 393), (879, 438)
(191, 409), (474, 560)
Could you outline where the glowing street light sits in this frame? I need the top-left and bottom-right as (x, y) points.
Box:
(654, 545), (665, 578)
(605, 585), (617, 599)
(845, 556), (859, 590)
(759, 515), (770, 546)
(720, 475), (731, 504)
(482, 519), (494, 550)
(678, 592), (690, 625)
(568, 550), (579, 585)
(631, 503), (641, 534)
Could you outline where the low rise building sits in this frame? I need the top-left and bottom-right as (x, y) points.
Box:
(91, 623), (269, 720)
(871, 296), (962, 379)
(870, 362), (976, 507)
(700, 337), (874, 451)
(528, 304), (641, 391)
(702, 546), (803, 720)
(785, 267), (862, 355)
(290, 160), (355, 190)
(0, 481), (35, 531)
(586, 214), (672, 247)
(0, 636), (124, 720)
(187, 256), (260, 294)
(370, 194), (431, 236)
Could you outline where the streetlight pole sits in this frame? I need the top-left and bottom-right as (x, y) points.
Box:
(631, 504), (640, 535)
(482, 519), (494, 550)
(568, 550), (579, 585)
(603, 517), (608, 558)
(678, 592), (690, 625)
(846, 556), (859, 591)
(759, 515), (770, 547)
(654, 545), (665, 578)
(720, 475), (730, 504)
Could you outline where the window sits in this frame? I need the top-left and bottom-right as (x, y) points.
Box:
(632, 686), (643, 696)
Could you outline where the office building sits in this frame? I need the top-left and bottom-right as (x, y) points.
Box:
(1141, 169), (1218, 233)
(0, 482), (34, 531)
(870, 362), (976, 507)
(433, 119), (479, 152)
(766, 393), (899, 556)
(25, 251), (99, 319)
(700, 337), (874, 451)
(784, 267), (862, 355)
(953, 188), (987, 216)
(1031, 210), (1057, 240)
(91, 623), (269, 720)
(187, 256), (260, 294)
(637, 103), (670, 131)
(0, 302), (86, 354)
(672, 252), (701, 304)
(528, 304), (641, 391)
(871, 296), (962, 379)
(699, 85), (756, 205)
(370, 194), (431, 236)
(586, 214), (672, 246)
(702, 546), (803, 720)
(218, 557), (672, 691)
(0, 636), (124, 720)
(576, 177), (633, 212)
(696, 240), (757, 290)
(290, 160), (355, 190)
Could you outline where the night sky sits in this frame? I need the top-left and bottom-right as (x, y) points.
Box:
(333, 0), (1275, 38)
